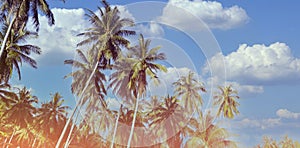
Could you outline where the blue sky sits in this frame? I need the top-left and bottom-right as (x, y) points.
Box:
(13, 0), (300, 146)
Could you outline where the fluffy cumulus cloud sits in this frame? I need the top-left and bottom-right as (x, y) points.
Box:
(25, 6), (167, 66)
(134, 22), (164, 37)
(206, 76), (264, 97)
(235, 117), (281, 130)
(27, 8), (88, 66)
(203, 42), (300, 85)
(158, 0), (249, 30)
(276, 109), (300, 119)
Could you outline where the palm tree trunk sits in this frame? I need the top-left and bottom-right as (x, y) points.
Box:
(2, 137), (7, 148)
(0, 13), (16, 59)
(110, 104), (122, 148)
(56, 60), (100, 148)
(6, 129), (15, 148)
(64, 109), (80, 148)
(31, 136), (37, 148)
(127, 96), (140, 148)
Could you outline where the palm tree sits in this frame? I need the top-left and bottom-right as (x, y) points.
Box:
(62, 49), (107, 147)
(2, 87), (38, 147)
(0, 83), (17, 105)
(113, 106), (144, 147)
(36, 93), (69, 144)
(184, 112), (237, 148)
(69, 123), (105, 148)
(147, 95), (185, 147)
(0, 22), (41, 83)
(122, 34), (166, 147)
(173, 71), (206, 115)
(76, 0), (135, 69)
(64, 49), (107, 112)
(0, 0), (60, 60)
(57, 1), (135, 146)
(213, 85), (240, 119)
(256, 136), (279, 148)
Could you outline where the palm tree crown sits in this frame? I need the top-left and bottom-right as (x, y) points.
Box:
(173, 71), (206, 114)
(77, 0), (135, 69)
(213, 85), (240, 119)
(0, 23), (41, 83)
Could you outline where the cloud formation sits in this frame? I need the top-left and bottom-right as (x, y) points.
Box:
(134, 22), (164, 37)
(276, 109), (300, 119)
(203, 42), (300, 85)
(235, 117), (281, 130)
(27, 8), (88, 66)
(158, 0), (249, 30)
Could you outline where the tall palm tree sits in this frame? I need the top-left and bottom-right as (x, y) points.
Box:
(173, 71), (206, 114)
(0, 0), (60, 60)
(124, 34), (167, 147)
(62, 49), (107, 147)
(2, 87), (38, 147)
(113, 106), (144, 147)
(0, 83), (17, 105)
(57, 1), (135, 146)
(69, 123), (106, 148)
(36, 93), (69, 144)
(76, 0), (135, 69)
(213, 85), (240, 119)
(184, 112), (237, 148)
(147, 95), (185, 147)
(256, 136), (279, 148)
(64, 49), (107, 112)
(0, 22), (41, 83)
(3, 87), (37, 128)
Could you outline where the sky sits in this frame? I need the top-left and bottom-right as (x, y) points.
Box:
(11, 0), (300, 147)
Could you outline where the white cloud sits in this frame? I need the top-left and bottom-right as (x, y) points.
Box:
(158, 0), (249, 30)
(26, 7), (168, 66)
(27, 8), (88, 66)
(206, 76), (264, 98)
(276, 109), (300, 119)
(134, 22), (164, 37)
(203, 42), (300, 85)
(229, 81), (264, 97)
(236, 117), (281, 130)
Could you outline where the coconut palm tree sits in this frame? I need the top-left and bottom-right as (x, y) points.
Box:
(116, 34), (166, 147)
(57, 1), (135, 146)
(36, 93), (69, 144)
(3, 87), (37, 128)
(0, 22), (41, 83)
(62, 48), (107, 147)
(113, 106), (144, 147)
(173, 71), (206, 114)
(147, 95), (185, 148)
(0, 0), (60, 60)
(0, 83), (17, 105)
(184, 112), (237, 148)
(64, 49), (107, 112)
(69, 122), (106, 148)
(213, 85), (240, 119)
(2, 87), (38, 147)
(76, 0), (135, 69)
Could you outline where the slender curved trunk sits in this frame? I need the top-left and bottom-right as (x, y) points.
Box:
(0, 14), (16, 59)
(6, 129), (15, 148)
(64, 109), (80, 148)
(55, 60), (100, 148)
(127, 96), (140, 148)
(110, 105), (122, 148)
(31, 136), (37, 148)
(2, 137), (7, 148)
